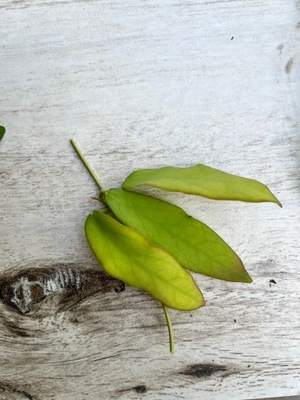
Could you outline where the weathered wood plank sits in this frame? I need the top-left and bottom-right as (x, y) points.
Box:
(0, 0), (299, 399)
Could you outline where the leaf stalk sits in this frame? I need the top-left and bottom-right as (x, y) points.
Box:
(162, 304), (174, 354)
(70, 138), (104, 191)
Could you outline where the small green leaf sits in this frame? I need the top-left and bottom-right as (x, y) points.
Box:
(103, 189), (252, 283)
(0, 126), (6, 141)
(85, 210), (204, 311)
(122, 164), (282, 207)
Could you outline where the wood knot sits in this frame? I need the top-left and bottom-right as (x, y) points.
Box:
(0, 264), (123, 314)
(181, 363), (227, 379)
(4, 268), (81, 314)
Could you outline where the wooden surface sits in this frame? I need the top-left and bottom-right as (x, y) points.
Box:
(0, 1), (300, 399)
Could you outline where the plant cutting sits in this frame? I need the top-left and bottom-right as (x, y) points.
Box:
(70, 139), (281, 353)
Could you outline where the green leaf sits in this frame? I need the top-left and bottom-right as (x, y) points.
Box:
(85, 210), (204, 311)
(122, 164), (282, 207)
(102, 189), (252, 283)
(0, 126), (5, 141)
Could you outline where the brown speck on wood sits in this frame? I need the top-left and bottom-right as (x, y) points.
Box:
(277, 43), (284, 54)
(133, 385), (147, 394)
(114, 282), (126, 293)
(285, 57), (294, 74)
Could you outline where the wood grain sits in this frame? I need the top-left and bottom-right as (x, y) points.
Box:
(0, 0), (299, 399)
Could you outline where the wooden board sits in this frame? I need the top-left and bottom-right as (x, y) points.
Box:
(0, 0), (299, 399)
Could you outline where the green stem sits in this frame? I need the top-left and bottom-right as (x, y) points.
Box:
(70, 139), (104, 191)
(162, 304), (174, 354)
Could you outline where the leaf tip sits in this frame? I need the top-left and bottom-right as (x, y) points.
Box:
(244, 274), (253, 284)
(0, 125), (6, 141)
(274, 197), (282, 208)
(263, 183), (282, 207)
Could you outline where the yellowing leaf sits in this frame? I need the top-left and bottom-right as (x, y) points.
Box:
(103, 189), (252, 283)
(85, 210), (204, 311)
(122, 164), (282, 206)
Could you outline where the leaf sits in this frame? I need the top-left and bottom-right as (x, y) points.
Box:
(103, 189), (252, 283)
(85, 210), (204, 311)
(122, 164), (282, 207)
(0, 126), (5, 141)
